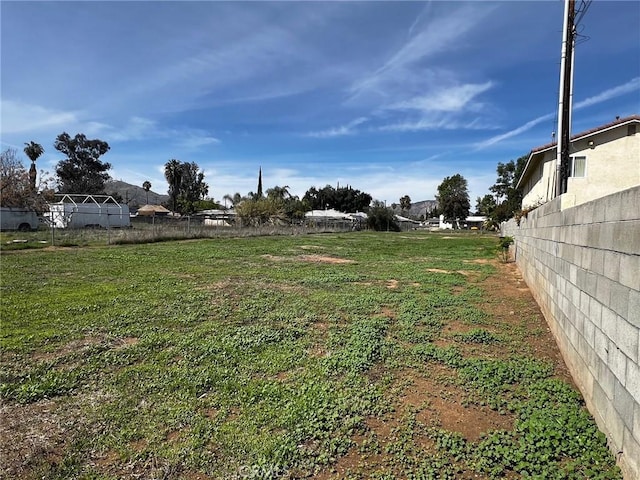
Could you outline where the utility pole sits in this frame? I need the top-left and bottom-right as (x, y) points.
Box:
(556, 0), (576, 198)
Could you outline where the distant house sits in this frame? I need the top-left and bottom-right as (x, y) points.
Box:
(196, 209), (235, 227)
(516, 115), (640, 209)
(464, 216), (487, 230)
(394, 214), (420, 231)
(418, 215), (486, 230)
(305, 209), (352, 224)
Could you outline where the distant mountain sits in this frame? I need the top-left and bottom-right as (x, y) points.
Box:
(390, 199), (438, 220)
(105, 180), (169, 208)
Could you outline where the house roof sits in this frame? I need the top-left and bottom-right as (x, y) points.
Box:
(516, 114), (640, 189)
(394, 215), (419, 223)
(196, 209), (236, 216)
(137, 204), (171, 215)
(466, 216), (487, 222)
(305, 209), (350, 219)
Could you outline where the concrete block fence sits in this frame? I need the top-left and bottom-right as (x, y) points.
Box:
(502, 185), (639, 479)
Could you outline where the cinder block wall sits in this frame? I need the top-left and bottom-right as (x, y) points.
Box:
(502, 186), (639, 479)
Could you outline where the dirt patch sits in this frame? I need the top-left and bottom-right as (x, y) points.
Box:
(31, 335), (107, 362)
(425, 268), (477, 277)
(379, 307), (396, 319)
(386, 279), (399, 289)
(463, 258), (491, 264)
(261, 254), (354, 264)
(456, 270), (479, 277)
(481, 261), (573, 382)
(204, 408), (219, 419)
(261, 254), (287, 261)
(298, 254), (355, 264)
(0, 399), (81, 479)
(113, 337), (139, 349)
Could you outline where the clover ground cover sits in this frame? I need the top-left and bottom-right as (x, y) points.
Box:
(0, 232), (621, 479)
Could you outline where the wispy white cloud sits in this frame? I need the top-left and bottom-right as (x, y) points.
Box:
(348, 4), (491, 104)
(174, 133), (220, 150)
(377, 116), (493, 133)
(305, 117), (368, 138)
(1, 98), (221, 160)
(113, 6), (348, 115)
(388, 82), (494, 114)
(474, 113), (555, 150)
(0, 100), (79, 135)
(384, 9), (480, 73)
(310, 80), (496, 138)
(474, 77), (640, 150)
(75, 116), (221, 150)
(406, 1), (433, 38)
(341, 5), (497, 138)
(574, 76), (640, 109)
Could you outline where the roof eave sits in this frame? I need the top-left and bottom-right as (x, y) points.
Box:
(515, 115), (640, 189)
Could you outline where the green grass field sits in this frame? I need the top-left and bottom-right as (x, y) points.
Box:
(0, 232), (621, 479)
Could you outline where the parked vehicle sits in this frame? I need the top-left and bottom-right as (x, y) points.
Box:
(45, 195), (130, 229)
(0, 207), (40, 231)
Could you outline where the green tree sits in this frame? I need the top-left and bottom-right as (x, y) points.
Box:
(367, 200), (400, 231)
(266, 185), (290, 201)
(489, 155), (527, 222)
(475, 194), (497, 216)
(436, 174), (470, 226)
(23, 141), (44, 192)
(193, 198), (221, 211)
(399, 195), (411, 213)
(179, 162), (209, 214)
(235, 197), (282, 226)
(164, 160), (208, 214)
(142, 181), (152, 205)
(282, 196), (310, 222)
(303, 185), (372, 212)
(256, 167), (263, 199)
(223, 192), (244, 208)
(54, 133), (111, 194)
(164, 159), (182, 212)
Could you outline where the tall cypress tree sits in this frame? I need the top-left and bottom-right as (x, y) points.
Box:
(257, 167), (263, 198)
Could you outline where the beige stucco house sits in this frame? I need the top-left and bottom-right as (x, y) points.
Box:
(517, 115), (640, 209)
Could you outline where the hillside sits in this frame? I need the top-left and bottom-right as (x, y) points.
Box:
(390, 199), (438, 220)
(105, 180), (169, 208)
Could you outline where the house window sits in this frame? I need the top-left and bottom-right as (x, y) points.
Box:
(571, 156), (586, 177)
(629, 124), (637, 136)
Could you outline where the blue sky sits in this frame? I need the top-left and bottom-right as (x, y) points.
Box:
(2, 1), (639, 206)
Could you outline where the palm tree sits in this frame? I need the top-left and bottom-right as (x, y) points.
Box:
(142, 181), (151, 205)
(23, 141), (44, 192)
(223, 192), (244, 208)
(400, 195), (411, 213)
(266, 185), (291, 201)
